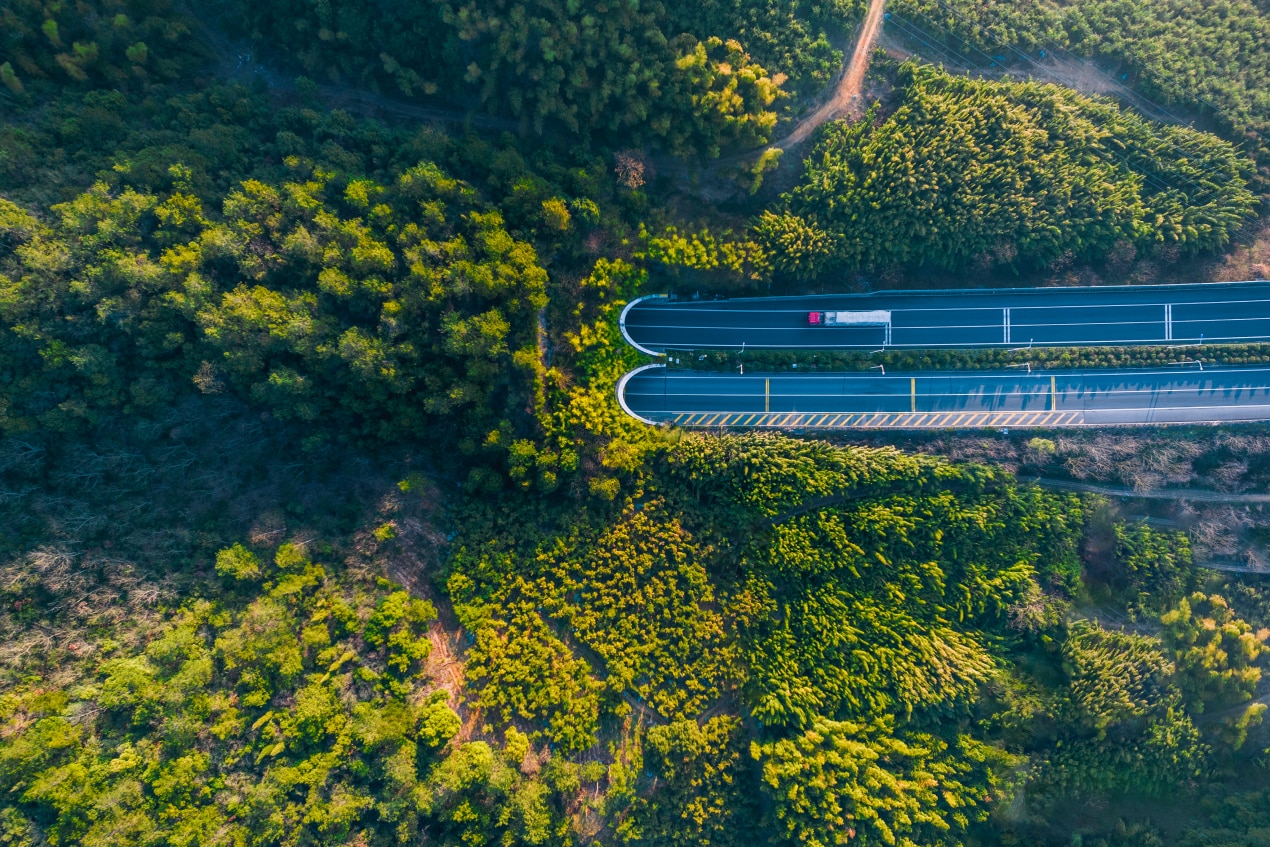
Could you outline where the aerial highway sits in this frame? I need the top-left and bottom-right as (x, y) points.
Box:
(618, 365), (1270, 429)
(621, 281), (1270, 353)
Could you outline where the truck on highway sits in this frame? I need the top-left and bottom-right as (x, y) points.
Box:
(808, 309), (892, 327)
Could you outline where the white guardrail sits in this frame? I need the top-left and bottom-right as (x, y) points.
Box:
(618, 295), (668, 357)
(615, 363), (666, 426)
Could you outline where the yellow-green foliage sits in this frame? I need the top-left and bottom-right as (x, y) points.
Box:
(639, 225), (772, 288)
(1035, 620), (1209, 801)
(764, 64), (1255, 275)
(538, 504), (735, 717)
(1161, 593), (1268, 713)
(626, 716), (757, 846)
(449, 574), (604, 752)
(1112, 521), (1193, 612)
(221, 0), (785, 156)
(891, 0), (1270, 172)
(0, 161), (549, 472)
(754, 716), (1017, 847)
(0, 542), (493, 846)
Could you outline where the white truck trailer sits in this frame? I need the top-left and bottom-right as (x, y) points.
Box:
(808, 309), (892, 327)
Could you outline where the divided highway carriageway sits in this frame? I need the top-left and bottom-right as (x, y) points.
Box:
(620, 281), (1270, 353)
(616, 281), (1270, 430)
(618, 367), (1270, 429)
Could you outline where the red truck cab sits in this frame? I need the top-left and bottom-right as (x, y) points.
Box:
(807, 311), (822, 325)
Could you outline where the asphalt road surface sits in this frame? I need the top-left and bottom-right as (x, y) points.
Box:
(622, 281), (1270, 352)
(619, 365), (1270, 429)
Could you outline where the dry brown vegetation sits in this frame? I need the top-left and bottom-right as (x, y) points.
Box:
(840, 427), (1270, 565)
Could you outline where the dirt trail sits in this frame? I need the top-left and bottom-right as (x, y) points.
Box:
(776, 0), (887, 149)
(1030, 477), (1270, 505)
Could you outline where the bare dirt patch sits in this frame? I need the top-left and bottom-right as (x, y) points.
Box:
(777, 0), (888, 149)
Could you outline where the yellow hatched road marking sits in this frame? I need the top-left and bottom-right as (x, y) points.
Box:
(673, 406), (1103, 429)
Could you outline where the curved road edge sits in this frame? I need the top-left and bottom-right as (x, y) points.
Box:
(617, 366), (1270, 430)
(616, 363), (667, 426)
(619, 295), (668, 357)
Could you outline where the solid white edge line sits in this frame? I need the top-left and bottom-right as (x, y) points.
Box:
(616, 363), (667, 426)
(634, 279), (1270, 307)
(619, 295), (668, 357)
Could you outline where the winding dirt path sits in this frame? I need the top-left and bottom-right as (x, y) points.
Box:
(776, 0), (887, 149)
(1030, 477), (1270, 505)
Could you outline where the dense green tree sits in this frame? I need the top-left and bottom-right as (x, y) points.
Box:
(762, 64), (1255, 276)
(754, 716), (1014, 847)
(627, 717), (757, 847)
(221, 0), (788, 157)
(891, 0), (1270, 179)
(1111, 522), (1194, 613)
(0, 540), (585, 846)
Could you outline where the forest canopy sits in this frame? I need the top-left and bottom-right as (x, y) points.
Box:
(759, 64), (1257, 277)
(216, 0), (798, 157)
(5, 0), (1270, 845)
(891, 0), (1270, 179)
